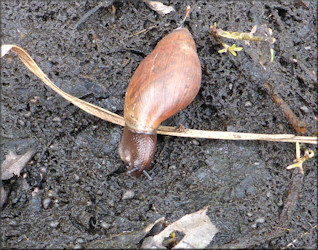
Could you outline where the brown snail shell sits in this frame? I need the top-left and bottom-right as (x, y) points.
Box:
(119, 27), (201, 177)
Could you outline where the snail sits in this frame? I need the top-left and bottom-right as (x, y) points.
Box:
(119, 27), (201, 177)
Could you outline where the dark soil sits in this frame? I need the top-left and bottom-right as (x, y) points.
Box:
(1, 0), (317, 248)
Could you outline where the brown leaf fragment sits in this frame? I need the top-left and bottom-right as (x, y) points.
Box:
(142, 207), (218, 249)
(1, 149), (35, 180)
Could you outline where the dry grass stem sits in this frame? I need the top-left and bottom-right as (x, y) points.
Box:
(1, 44), (317, 145)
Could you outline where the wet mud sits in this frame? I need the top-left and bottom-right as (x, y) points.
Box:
(1, 0), (317, 248)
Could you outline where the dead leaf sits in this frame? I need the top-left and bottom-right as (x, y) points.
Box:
(143, 0), (175, 16)
(1, 149), (35, 180)
(142, 206), (218, 249)
(1, 44), (12, 57)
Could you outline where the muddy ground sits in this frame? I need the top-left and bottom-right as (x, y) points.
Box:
(1, 0), (317, 248)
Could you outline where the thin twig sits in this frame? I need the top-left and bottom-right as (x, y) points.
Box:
(129, 25), (157, 38)
(157, 126), (316, 144)
(265, 82), (308, 135)
(264, 165), (306, 244)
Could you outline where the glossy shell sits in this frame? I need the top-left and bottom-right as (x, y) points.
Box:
(124, 28), (202, 132)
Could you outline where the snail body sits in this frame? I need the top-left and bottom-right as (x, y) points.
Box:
(119, 28), (201, 177)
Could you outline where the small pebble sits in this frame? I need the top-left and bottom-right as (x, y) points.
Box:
(122, 190), (135, 200)
(52, 116), (61, 122)
(47, 190), (58, 198)
(108, 199), (115, 207)
(251, 223), (257, 229)
(18, 119), (25, 126)
(169, 165), (177, 170)
(76, 238), (85, 244)
(49, 144), (57, 150)
(191, 139), (200, 146)
(40, 167), (47, 174)
(49, 220), (59, 228)
(42, 198), (52, 209)
(251, 217), (265, 228)
(29, 96), (40, 103)
(74, 174), (80, 182)
(245, 101), (252, 107)
(24, 111), (32, 118)
(277, 198), (284, 207)
(300, 106), (309, 113)
(101, 221), (111, 229)
(247, 212), (253, 217)
(255, 217), (265, 224)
